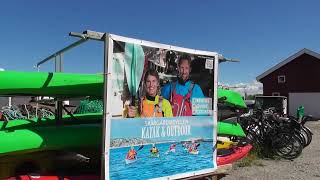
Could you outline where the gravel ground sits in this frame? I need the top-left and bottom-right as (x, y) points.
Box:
(221, 121), (320, 180)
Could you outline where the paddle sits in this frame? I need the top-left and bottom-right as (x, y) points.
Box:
(124, 43), (145, 106)
(137, 145), (144, 151)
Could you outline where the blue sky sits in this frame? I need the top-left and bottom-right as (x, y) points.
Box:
(0, 0), (320, 85)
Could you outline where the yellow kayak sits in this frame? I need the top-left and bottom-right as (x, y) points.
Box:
(217, 140), (238, 149)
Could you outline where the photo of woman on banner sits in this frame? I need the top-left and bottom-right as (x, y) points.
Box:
(127, 69), (173, 118)
(161, 54), (205, 116)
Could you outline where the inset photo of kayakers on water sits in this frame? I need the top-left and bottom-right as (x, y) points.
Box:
(106, 38), (218, 179)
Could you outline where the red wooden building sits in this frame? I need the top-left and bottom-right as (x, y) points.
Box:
(256, 48), (320, 118)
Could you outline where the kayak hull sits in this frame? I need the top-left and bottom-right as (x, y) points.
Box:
(0, 71), (103, 97)
(218, 88), (247, 109)
(189, 150), (199, 155)
(0, 124), (101, 156)
(150, 153), (160, 158)
(217, 141), (238, 149)
(5, 175), (100, 180)
(217, 144), (252, 166)
(125, 158), (137, 164)
(170, 149), (176, 153)
(218, 121), (246, 137)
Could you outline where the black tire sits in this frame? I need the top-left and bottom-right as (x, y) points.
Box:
(301, 126), (312, 147)
(284, 135), (303, 160)
(272, 132), (303, 159)
(293, 129), (307, 147)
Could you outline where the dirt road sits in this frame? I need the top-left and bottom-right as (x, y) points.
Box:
(221, 121), (320, 180)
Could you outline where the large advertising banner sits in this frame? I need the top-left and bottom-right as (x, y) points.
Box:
(105, 35), (217, 179)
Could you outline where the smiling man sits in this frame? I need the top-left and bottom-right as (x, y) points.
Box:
(161, 54), (204, 116)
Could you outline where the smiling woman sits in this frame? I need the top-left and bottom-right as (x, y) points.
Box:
(127, 69), (173, 118)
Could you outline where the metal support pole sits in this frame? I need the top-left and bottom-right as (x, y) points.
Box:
(102, 33), (111, 180)
(8, 97), (12, 107)
(55, 54), (63, 124)
(36, 38), (87, 68)
(55, 54), (63, 72)
(213, 54), (219, 167)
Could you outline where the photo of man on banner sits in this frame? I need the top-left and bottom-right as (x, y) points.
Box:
(161, 53), (205, 117)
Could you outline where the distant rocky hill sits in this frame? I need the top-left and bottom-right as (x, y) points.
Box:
(111, 138), (152, 148)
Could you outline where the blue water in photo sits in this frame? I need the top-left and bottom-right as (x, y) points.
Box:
(110, 141), (214, 180)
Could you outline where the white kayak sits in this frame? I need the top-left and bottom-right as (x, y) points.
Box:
(125, 157), (137, 164)
(165, 148), (176, 154)
(151, 153), (160, 158)
(189, 150), (199, 155)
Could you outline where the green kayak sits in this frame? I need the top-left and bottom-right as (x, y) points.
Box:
(0, 71), (103, 97)
(0, 113), (102, 156)
(218, 88), (247, 109)
(217, 121), (246, 137)
(0, 124), (101, 156)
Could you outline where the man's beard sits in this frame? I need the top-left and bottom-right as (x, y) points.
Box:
(177, 76), (190, 85)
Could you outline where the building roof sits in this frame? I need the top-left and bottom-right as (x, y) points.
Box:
(256, 48), (320, 81)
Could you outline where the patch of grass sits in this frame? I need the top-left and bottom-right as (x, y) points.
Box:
(233, 141), (289, 167)
(236, 148), (264, 167)
(252, 142), (282, 160)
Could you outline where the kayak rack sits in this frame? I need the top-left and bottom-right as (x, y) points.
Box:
(34, 30), (105, 124)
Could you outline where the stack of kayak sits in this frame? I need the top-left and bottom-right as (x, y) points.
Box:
(216, 88), (252, 166)
(216, 137), (252, 166)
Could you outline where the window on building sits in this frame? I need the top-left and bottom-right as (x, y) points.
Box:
(272, 92), (280, 96)
(278, 75), (285, 83)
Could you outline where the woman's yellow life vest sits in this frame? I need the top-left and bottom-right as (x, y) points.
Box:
(140, 96), (164, 118)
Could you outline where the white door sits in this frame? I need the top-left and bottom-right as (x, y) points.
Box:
(289, 92), (320, 118)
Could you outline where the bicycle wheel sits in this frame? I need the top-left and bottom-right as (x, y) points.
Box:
(272, 133), (294, 157)
(301, 126), (312, 147)
(283, 134), (303, 160)
(271, 132), (303, 159)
